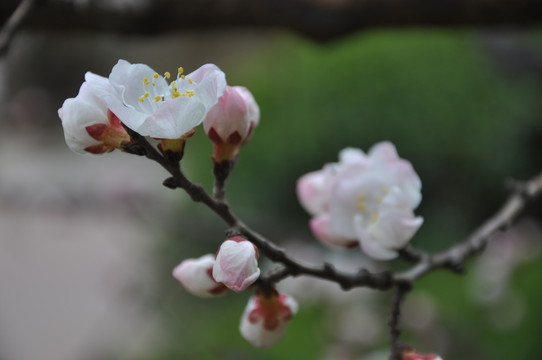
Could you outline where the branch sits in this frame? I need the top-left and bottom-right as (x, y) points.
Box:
(123, 128), (395, 290)
(0, 0), (37, 55)
(123, 125), (542, 294)
(394, 172), (542, 284)
(8, 0), (542, 43)
(388, 284), (412, 360)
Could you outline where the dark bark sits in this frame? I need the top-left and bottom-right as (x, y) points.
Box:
(7, 0), (542, 43)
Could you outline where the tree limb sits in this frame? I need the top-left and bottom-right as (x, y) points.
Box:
(8, 0), (542, 43)
(0, 0), (37, 55)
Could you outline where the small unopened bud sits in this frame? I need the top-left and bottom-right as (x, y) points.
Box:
(172, 254), (227, 298)
(212, 236), (260, 292)
(240, 289), (298, 348)
(203, 86), (260, 163)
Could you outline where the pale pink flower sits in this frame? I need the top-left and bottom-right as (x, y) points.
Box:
(59, 76), (130, 155)
(203, 86), (260, 162)
(212, 236), (260, 292)
(172, 254), (227, 298)
(239, 290), (298, 348)
(99, 59), (226, 139)
(297, 142), (423, 260)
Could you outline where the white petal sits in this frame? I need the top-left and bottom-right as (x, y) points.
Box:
(137, 97), (206, 138)
(109, 59), (168, 110)
(296, 170), (329, 215)
(172, 254), (225, 298)
(354, 214), (399, 260)
(339, 147), (367, 164)
(368, 141), (399, 161)
(369, 210), (423, 250)
(188, 63), (227, 109)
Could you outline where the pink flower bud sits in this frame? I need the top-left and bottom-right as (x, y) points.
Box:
(240, 290), (298, 348)
(212, 236), (260, 292)
(203, 86), (260, 162)
(172, 254), (227, 298)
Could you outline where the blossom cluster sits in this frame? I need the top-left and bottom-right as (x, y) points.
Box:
(172, 235), (298, 348)
(297, 142), (423, 260)
(58, 60), (297, 347)
(59, 59), (258, 162)
(58, 59), (438, 355)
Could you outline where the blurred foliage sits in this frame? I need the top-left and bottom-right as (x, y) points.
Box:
(144, 29), (542, 360)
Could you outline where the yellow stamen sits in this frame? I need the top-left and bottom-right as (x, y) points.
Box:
(164, 72), (171, 79)
(181, 75), (186, 80)
(186, 90), (195, 97)
(153, 73), (159, 79)
(382, 187), (389, 194)
(358, 201), (366, 210)
(178, 67), (184, 75)
(152, 82), (156, 87)
(143, 77), (150, 85)
(143, 91), (150, 98)
(154, 95), (162, 102)
(370, 212), (379, 223)
(138, 96), (144, 103)
(188, 78), (194, 85)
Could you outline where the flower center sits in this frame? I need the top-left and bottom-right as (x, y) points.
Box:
(357, 186), (389, 224)
(136, 67), (197, 112)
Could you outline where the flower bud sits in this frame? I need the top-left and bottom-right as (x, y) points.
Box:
(203, 86), (260, 162)
(59, 78), (130, 155)
(172, 254), (227, 298)
(212, 236), (260, 292)
(240, 290), (298, 348)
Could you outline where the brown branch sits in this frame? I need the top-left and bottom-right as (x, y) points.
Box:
(394, 172), (542, 284)
(120, 125), (542, 356)
(122, 128), (395, 290)
(6, 0), (542, 43)
(124, 125), (542, 293)
(388, 284), (412, 360)
(0, 0), (37, 55)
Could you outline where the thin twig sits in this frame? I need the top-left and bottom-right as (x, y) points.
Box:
(0, 0), (37, 56)
(13, 0), (542, 43)
(122, 127), (542, 292)
(394, 172), (542, 284)
(388, 284), (411, 360)
(122, 128), (395, 290)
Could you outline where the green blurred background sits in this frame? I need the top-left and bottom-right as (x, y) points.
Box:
(1, 16), (541, 360)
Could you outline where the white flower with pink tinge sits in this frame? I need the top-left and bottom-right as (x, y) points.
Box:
(91, 59), (226, 139)
(297, 142), (423, 260)
(172, 254), (227, 298)
(212, 236), (260, 292)
(59, 75), (130, 155)
(239, 290), (298, 348)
